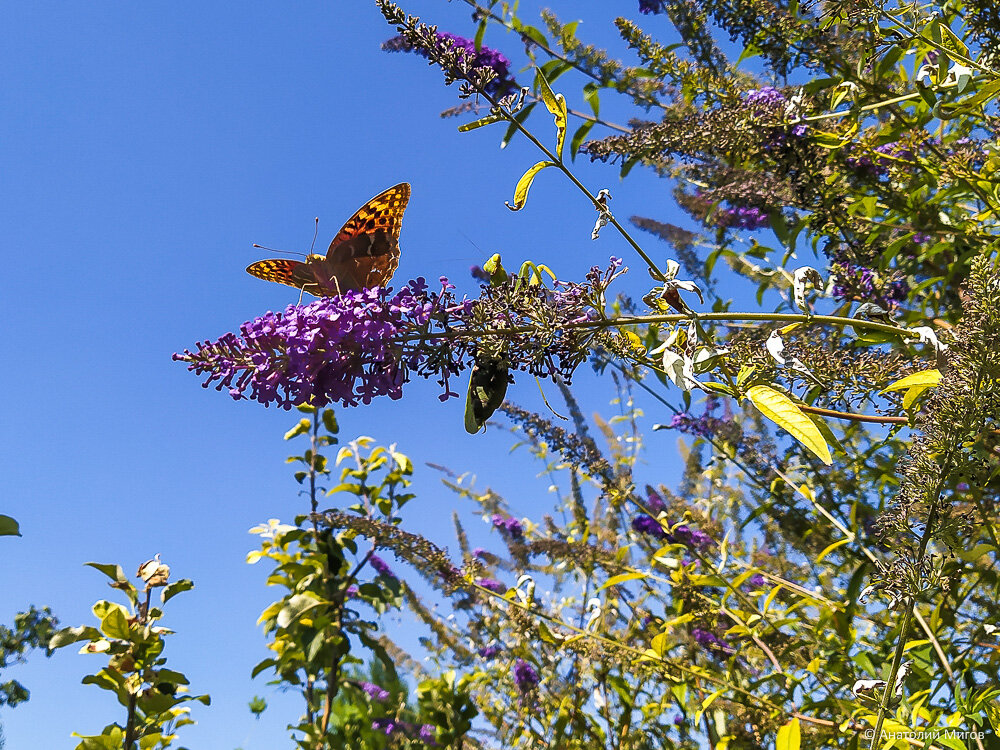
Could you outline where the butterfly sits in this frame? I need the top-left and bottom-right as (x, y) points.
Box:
(246, 183), (410, 296)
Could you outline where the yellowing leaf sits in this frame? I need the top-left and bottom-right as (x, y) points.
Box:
(600, 571), (647, 590)
(505, 160), (555, 211)
(746, 385), (832, 465)
(883, 368), (941, 392)
(457, 113), (505, 132)
(776, 718), (801, 750)
(536, 69), (568, 159)
(902, 385), (932, 410)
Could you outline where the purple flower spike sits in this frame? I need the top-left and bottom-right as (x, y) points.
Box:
(513, 658), (540, 691)
(360, 681), (390, 701)
(631, 515), (668, 539)
(478, 644), (502, 659)
(477, 578), (506, 594)
(369, 553), (396, 580)
(174, 280), (466, 409)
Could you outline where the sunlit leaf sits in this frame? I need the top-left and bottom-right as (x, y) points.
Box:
(505, 160), (556, 211)
(746, 385), (831, 465)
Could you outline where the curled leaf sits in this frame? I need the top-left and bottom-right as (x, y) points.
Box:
(506, 161), (556, 211)
(536, 69), (568, 159)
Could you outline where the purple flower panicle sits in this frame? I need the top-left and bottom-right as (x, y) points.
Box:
(477, 578), (506, 594)
(174, 280), (465, 409)
(369, 554), (396, 580)
(631, 515), (667, 539)
(360, 681), (390, 701)
(513, 659), (540, 692)
(492, 514), (524, 540)
(383, 31), (515, 95)
(478, 644), (502, 659)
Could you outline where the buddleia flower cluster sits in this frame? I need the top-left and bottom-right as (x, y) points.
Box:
(174, 279), (470, 409)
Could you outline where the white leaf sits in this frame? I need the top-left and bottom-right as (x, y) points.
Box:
(907, 325), (947, 353)
(766, 331), (786, 364)
(663, 259), (681, 281)
(792, 266), (824, 313)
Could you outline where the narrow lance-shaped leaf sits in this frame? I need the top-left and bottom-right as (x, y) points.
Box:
(535, 68), (568, 160)
(746, 385), (832, 465)
(505, 161), (555, 211)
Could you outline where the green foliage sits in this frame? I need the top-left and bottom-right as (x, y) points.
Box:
(0, 606), (58, 709)
(0, 515), (19, 538)
(49, 558), (207, 750)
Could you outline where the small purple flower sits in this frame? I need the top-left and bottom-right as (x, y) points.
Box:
(345, 585), (359, 598)
(513, 659), (540, 691)
(673, 715), (684, 726)
(957, 482), (969, 491)
(360, 681), (390, 701)
(369, 554), (396, 580)
(645, 486), (666, 515)
(472, 547), (489, 559)
(639, 0), (668, 12)
(492, 514), (524, 540)
(746, 573), (766, 588)
(631, 514), (667, 539)
(913, 232), (931, 244)
(692, 627), (729, 652)
(477, 578), (506, 594)
(478, 644), (502, 659)
(420, 724), (439, 745)
(372, 718), (397, 735)
(745, 86), (786, 107)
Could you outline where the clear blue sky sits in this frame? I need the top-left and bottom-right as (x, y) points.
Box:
(0, 2), (701, 746)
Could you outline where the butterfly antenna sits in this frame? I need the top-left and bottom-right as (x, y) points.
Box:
(251, 243), (306, 258)
(309, 217), (319, 254)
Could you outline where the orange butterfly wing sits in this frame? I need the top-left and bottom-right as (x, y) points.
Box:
(246, 183), (410, 296)
(323, 182), (410, 292)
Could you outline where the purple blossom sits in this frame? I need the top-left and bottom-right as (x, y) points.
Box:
(383, 31), (515, 95)
(671, 525), (714, 551)
(745, 86), (786, 107)
(674, 715), (685, 726)
(174, 280), (467, 409)
(478, 644), (502, 659)
(513, 659), (540, 691)
(345, 585), (359, 598)
(717, 205), (769, 230)
(369, 554), (396, 580)
(492, 514), (524, 540)
(477, 578), (506, 594)
(746, 573), (766, 588)
(420, 724), (439, 745)
(692, 627), (730, 652)
(631, 514), (667, 539)
(372, 718), (398, 735)
(645, 486), (667, 515)
(639, 0), (668, 12)
(360, 681), (390, 701)
(913, 232), (932, 244)
(472, 547), (489, 560)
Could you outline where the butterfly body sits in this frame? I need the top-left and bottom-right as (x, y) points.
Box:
(247, 182), (410, 296)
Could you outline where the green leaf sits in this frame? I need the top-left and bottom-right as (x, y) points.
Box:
(276, 594), (321, 628)
(0, 514), (20, 537)
(100, 607), (131, 640)
(956, 543), (995, 562)
(85, 562), (127, 584)
(283, 419), (311, 440)
(505, 161), (555, 211)
(883, 368), (941, 392)
(776, 717), (801, 750)
(161, 578), (194, 604)
(599, 571), (647, 590)
(49, 625), (102, 650)
(569, 119), (595, 160)
(746, 385), (832, 465)
(464, 357), (510, 434)
(535, 68), (567, 160)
